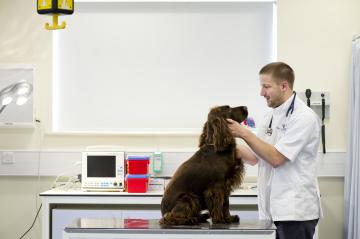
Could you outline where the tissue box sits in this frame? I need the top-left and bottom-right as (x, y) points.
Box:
(126, 174), (149, 193)
(127, 156), (150, 174)
(148, 177), (165, 192)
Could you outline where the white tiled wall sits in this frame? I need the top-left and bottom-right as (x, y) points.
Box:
(0, 150), (345, 177)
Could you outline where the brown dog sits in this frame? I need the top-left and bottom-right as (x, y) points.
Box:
(160, 105), (248, 225)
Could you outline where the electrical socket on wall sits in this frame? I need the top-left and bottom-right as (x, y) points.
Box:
(1, 152), (14, 164)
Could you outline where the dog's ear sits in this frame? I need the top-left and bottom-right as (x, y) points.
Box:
(207, 117), (235, 152)
(198, 122), (207, 148)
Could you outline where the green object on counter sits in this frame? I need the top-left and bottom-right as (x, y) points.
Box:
(152, 152), (163, 173)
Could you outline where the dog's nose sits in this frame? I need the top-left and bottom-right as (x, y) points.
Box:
(240, 106), (248, 118)
(240, 106), (248, 115)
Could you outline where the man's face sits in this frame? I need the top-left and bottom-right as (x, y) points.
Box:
(260, 74), (285, 108)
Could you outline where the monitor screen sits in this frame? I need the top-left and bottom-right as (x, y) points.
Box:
(87, 155), (116, 177)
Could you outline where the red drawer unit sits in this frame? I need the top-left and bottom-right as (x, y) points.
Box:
(127, 156), (150, 174)
(126, 174), (149, 193)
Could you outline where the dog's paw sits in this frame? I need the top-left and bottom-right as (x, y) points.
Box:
(230, 215), (240, 223)
(159, 213), (174, 225)
(212, 214), (240, 224)
(159, 217), (165, 225)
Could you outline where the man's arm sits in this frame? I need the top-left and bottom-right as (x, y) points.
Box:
(236, 145), (258, 166)
(228, 119), (288, 168)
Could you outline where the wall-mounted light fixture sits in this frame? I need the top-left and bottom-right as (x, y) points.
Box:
(0, 81), (33, 114)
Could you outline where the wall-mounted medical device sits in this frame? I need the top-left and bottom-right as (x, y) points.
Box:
(81, 151), (125, 191)
(299, 90), (329, 154)
(298, 91), (330, 119)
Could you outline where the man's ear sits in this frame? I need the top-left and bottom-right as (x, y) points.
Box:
(280, 80), (289, 91)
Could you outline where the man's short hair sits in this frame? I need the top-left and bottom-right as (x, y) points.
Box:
(259, 62), (295, 89)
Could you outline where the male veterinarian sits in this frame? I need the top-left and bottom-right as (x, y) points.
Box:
(227, 62), (322, 239)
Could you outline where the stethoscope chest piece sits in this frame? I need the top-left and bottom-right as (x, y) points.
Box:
(266, 127), (273, 136)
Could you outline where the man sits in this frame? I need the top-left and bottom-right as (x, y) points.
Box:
(227, 62), (322, 239)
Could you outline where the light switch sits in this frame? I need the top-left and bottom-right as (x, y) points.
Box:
(1, 152), (14, 164)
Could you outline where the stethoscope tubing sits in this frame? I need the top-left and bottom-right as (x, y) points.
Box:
(266, 91), (296, 136)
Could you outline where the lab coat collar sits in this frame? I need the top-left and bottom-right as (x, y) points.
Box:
(272, 93), (295, 116)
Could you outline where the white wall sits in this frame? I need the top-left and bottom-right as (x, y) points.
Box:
(278, 0), (358, 152)
(53, 2), (274, 134)
(276, 1), (360, 238)
(0, 0), (359, 238)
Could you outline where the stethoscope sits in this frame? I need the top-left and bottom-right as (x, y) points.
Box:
(265, 91), (296, 136)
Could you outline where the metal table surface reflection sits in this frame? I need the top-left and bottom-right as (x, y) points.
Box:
(63, 218), (276, 239)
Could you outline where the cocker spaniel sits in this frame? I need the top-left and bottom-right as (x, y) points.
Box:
(160, 105), (248, 225)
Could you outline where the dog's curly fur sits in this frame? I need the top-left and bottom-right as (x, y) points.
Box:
(159, 105), (248, 225)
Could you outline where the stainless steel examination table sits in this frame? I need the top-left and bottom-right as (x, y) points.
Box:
(63, 218), (276, 239)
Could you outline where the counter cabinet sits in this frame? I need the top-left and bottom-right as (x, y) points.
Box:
(40, 189), (258, 239)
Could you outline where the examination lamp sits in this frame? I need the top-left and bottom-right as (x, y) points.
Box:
(37, 0), (74, 30)
(0, 81), (33, 114)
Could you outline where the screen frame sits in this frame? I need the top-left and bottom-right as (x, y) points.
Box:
(81, 151), (125, 190)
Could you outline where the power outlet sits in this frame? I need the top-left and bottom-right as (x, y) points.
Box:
(1, 152), (14, 164)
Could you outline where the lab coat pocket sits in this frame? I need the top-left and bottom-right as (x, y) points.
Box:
(270, 183), (295, 219)
(294, 184), (321, 219)
(275, 124), (287, 141)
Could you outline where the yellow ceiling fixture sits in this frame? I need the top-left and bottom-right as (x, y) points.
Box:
(37, 0), (74, 30)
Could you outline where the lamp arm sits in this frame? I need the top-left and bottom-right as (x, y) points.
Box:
(0, 105), (7, 114)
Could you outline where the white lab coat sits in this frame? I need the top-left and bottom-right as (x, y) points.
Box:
(256, 94), (323, 221)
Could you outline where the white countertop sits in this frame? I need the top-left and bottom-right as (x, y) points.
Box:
(40, 183), (257, 197)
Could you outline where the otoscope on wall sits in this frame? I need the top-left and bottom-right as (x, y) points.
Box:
(305, 89), (326, 154)
(305, 89), (311, 107)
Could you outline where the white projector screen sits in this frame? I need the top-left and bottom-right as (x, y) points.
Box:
(53, 2), (275, 134)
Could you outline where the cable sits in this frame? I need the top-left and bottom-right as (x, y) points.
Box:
(35, 118), (43, 212)
(19, 203), (42, 239)
(305, 89), (312, 107)
(51, 161), (82, 190)
(321, 93), (326, 154)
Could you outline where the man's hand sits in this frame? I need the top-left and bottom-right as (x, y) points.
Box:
(227, 118), (250, 138)
(228, 119), (287, 168)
